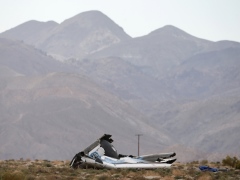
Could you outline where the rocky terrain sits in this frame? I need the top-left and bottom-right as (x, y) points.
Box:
(1, 159), (239, 180)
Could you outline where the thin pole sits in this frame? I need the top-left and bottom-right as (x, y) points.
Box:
(136, 134), (143, 156)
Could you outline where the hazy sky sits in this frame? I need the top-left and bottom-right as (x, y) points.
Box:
(1, 0), (240, 42)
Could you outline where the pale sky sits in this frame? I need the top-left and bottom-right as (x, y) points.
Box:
(1, 0), (240, 42)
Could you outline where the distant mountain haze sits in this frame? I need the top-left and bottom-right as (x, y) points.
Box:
(0, 38), (79, 75)
(0, 10), (240, 162)
(1, 10), (131, 60)
(88, 25), (240, 79)
(0, 20), (58, 47)
(0, 72), (173, 160)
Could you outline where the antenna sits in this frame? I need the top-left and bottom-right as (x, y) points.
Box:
(135, 134), (143, 156)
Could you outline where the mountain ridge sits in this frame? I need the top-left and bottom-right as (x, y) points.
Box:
(0, 10), (240, 162)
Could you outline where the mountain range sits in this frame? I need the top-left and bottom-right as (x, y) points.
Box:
(0, 10), (240, 162)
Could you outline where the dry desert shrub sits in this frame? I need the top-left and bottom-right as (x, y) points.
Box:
(197, 173), (213, 180)
(172, 169), (185, 176)
(162, 176), (174, 180)
(2, 171), (25, 180)
(143, 170), (161, 176)
(1, 159), (240, 180)
(96, 174), (111, 180)
(200, 159), (209, 165)
(157, 168), (172, 177)
(25, 174), (36, 180)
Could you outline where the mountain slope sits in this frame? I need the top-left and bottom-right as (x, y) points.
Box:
(88, 25), (212, 78)
(0, 20), (58, 47)
(0, 11), (131, 60)
(89, 25), (240, 79)
(159, 47), (240, 99)
(0, 72), (174, 160)
(40, 10), (131, 59)
(0, 38), (75, 75)
(68, 56), (165, 101)
(162, 89), (240, 156)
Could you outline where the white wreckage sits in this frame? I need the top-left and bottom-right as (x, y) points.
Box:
(70, 134), (176, 169)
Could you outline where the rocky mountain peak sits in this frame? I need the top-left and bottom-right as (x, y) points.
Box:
(149, 25), (193, 39)
(0, 10), (131, 60)
(0, 20), (58, 46)
(66, 10), (108, 23)
(60, 10), (130, 40)
(38, 11), (131, 59)
(1, 20), (58, 38)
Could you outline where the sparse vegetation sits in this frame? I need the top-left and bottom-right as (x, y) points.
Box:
(0, 158), (240, 180)
(222, 155), (240, 169)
